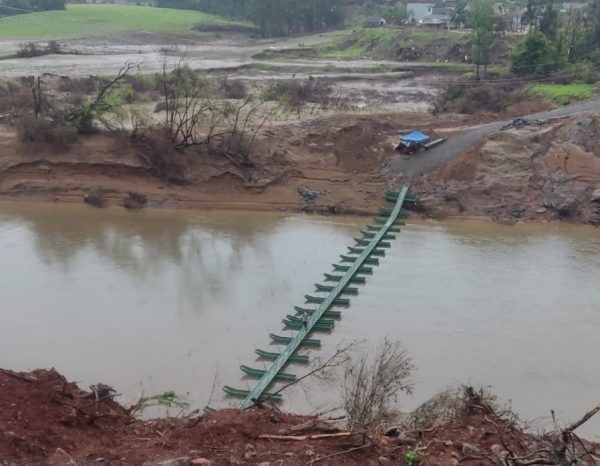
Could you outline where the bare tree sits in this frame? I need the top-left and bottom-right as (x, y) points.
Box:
(160, 60), (213, 147)
(342, 338), (415, 430)
(261, 341), (360, 404)
(32, 76), (44, 118)
(68, 62), (136, 133)
(159, 61), (277, 170)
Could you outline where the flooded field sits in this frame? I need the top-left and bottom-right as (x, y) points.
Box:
(0, 33), (443, 112)
(1, 203), (599, 437)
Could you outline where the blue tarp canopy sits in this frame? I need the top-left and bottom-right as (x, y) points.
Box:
(399, 130), (431, 144)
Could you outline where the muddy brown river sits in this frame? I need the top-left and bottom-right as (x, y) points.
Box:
(1, 203), (599, 437)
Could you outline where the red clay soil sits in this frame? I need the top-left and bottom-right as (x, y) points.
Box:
(1, 369), (599, 466)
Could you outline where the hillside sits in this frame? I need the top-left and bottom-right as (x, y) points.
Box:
(414, 113), (600, 224)
(257, 26), (517, 66)
(0, 4), (245, 39)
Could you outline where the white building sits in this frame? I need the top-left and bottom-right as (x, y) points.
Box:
(407, 2), (437, 23)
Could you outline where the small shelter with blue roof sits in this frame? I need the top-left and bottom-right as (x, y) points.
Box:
(395, 130), (435, 154)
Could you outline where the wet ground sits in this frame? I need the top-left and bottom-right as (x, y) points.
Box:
(0, 31), (444, 112)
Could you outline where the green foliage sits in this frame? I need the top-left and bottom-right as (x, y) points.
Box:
(163, 64), (214, 97)
(523, 0), (542, 26)
(323, 28), (466, 60)
(71, 76), (141, 133)
(403, 448), (421, 466)
(592, 0), (600, 49)
(468, 0), (499, 77)
(511, 29), (561, 76)
(539, 0), (558, 40)
(133, 391), (190, 414)
(117, 82), (139, 105)
(157, 0), (344, 37)
(530, 83), (594, 104)
(559, 59), (600, 84)
(0, 0), (65, 15)
(435, 83), (522, 114)
(452, 0), (468, 27)
(247, 0), (344, 37)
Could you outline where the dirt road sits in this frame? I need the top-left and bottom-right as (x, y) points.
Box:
(393, 98), (600, 178)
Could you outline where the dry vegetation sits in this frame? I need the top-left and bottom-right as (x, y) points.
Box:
(1, 366), (599, 465)
(342, 339), (415, 430)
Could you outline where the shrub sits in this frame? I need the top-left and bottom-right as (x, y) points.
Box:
(133, 126), (185, 183)
(46, 41), (61, 54)
(17, 115), (77, 150)
(218, 78), (248, 99)
(554, 61), (600, 85)
(435, 83), (523, 114)
(261, 79), (333, 109)
(15, 41), (62, 58)
(57, 76), (97, 94)
(124, 74), (158, 94)
(342, 339), (414, 430)
(16, 43), (41, 58)
(0, 80), (33, 113)
(511, 30), (561, 76)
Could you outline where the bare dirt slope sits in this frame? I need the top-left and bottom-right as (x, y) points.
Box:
(413, 114), (600, 224)
(3, 109), (600, 225)
(2, 368), (599, 466)
(0, 113), (445, 215)
(393, 98), (600, 178)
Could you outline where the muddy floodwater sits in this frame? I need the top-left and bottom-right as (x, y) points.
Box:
(1, 203), (599, 437)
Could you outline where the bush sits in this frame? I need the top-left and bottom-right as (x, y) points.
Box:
(342, 339), (414, 430)
(261, 79), (332, 108)
(133, 126), (185, 183)
(511, 30), (561, 76)
(124, 74), (158, 94)
(16, 43), (42, 58)
(0, 80), (33, 113)
(17, 115), (77, 150)
(1, 0), (65, 15)
(218, 78), (248, 99)
(16, 41), (62, 58)
(57, 76), (97, 94)
(435, 83), (523, 114)
(554, 61), (600, 85)
(46, 41), (61, 54)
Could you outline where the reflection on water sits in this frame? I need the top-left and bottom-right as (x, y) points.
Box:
(1, 203), (599, 437)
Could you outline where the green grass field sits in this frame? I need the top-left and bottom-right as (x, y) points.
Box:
(0, 4), (243, 39)
(321, 27), (469, 59)
(530, 83), (595, 105)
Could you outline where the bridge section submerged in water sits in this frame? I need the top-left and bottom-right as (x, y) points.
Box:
(221, 185), (415, 408)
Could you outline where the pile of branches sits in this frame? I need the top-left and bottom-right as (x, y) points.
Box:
(461, 388), (599, 466)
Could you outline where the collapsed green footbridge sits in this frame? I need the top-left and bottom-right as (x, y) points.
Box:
(222, 186), (416, 409)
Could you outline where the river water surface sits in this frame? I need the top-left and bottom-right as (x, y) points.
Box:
(1, 203), (599, 437)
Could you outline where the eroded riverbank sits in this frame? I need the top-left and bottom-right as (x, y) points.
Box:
(2, 368), (599, 465)
(1, 109), (600, 224)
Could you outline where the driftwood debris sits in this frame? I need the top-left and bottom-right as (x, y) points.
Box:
(259, 432), (353, 441)
(278, 418), (340, 435)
